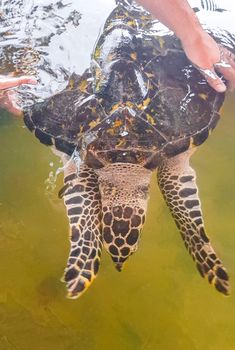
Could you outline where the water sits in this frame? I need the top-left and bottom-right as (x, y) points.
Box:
(1, 1), (235, 349)
(1, 97), (235, 350)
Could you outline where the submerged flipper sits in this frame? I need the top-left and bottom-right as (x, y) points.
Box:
(157, 150), (229, 295)
(61, 160), (103, 298)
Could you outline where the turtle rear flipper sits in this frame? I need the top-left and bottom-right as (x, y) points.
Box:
(61, 161), (103, 299)
(157, 150), (230, 295)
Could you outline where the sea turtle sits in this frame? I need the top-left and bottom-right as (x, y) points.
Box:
(24, 0), (234, 298)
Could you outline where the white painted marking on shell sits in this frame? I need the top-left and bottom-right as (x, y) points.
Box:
(134, 69), (148, 98)
(75, 94), (95, 107)
(120, 131), (129, 136)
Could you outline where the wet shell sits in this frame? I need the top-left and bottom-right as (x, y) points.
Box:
(24, 1), (226, 169)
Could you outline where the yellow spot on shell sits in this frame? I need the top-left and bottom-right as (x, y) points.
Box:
(127, 20), (136, 27)
(78, 125), (84, 134)
(106, 120), (122, 135)
(79, 79), (88, 93)
(117, 138), (126, 147)
(199, 93), (208, 101)
(69, 79), (75, 89)
(140, 14), (150, 21)
(94, 47), (101, 59)
(113, 120), (123, 128)
(107, 128), (115, 136)
(158, 37), (165, 49)
(130, 52), (137, 60)
(126, 101), (133, 108)
(146, 113), (156, 125)
(137, 97), (150, 110)
(89, 120), (99, 129)
(143, 97), (151, 107)
(111, 103), (121, 112)
(94, 68), (102, 92)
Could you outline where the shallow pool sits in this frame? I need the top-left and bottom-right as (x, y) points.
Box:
(0, 96), (234, 350)
(1, 1), (235, 349)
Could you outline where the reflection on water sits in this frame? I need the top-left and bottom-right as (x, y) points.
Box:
(1, 1), (235, 349)
(0, 0), (117, 104)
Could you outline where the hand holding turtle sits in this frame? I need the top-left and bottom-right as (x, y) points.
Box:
(137, 0), (235, 93)
(0, 74), (37, 116)
(180, 29), (235, 93)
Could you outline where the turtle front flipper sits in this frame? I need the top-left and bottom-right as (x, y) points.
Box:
(157, 150), (229, 295)
(61, 161), (103, 299)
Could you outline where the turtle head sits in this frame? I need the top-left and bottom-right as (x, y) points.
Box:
(95, 163), (152, 270)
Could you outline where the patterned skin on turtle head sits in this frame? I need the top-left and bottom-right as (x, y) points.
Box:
(96, 163), (151, 270)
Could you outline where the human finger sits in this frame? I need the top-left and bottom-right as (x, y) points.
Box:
(214, 46), (235, 91)
(0, 75), (37, 90)
(14, 75), (37, 86)
(198, 66), (226, 93)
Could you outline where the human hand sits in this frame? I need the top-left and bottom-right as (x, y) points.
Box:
(181, 31), (235, 93)
(0, 90), (22, 116)
(0, 74), (37, 116)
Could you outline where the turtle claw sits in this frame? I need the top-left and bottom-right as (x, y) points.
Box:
(63, 268), (98, 299)
(66, 279), (86, 299)
(197, 264), (230, 296)
(214, 277), (230, 296)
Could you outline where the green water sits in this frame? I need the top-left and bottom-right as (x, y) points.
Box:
(0, 96), (235, 350)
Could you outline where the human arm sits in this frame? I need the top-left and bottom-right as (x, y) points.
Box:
(137, 0), (235, 92)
